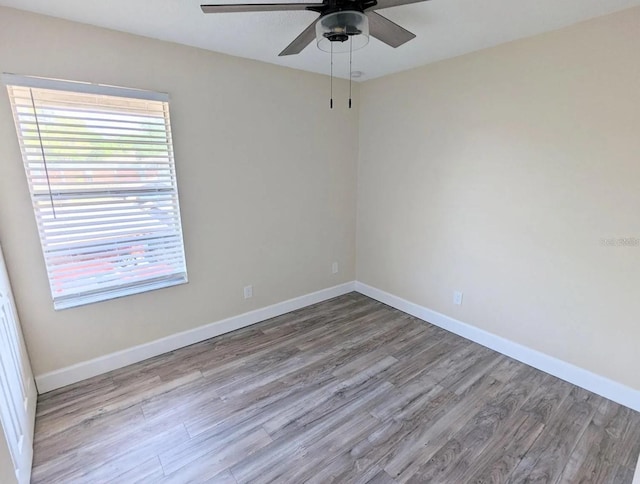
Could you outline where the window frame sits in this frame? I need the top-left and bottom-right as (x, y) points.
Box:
(2, 74), (188, 310)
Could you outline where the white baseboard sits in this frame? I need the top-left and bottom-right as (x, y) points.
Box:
(35, 281), (356, 393)
(36, 279), (640, 413)
(355, 282), (640, 412)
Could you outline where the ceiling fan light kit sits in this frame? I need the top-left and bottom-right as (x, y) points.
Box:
(316, 11), (369, 53)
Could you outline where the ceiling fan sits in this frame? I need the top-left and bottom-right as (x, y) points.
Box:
(201, 0), (430, 56)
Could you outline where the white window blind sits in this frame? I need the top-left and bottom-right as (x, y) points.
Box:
(3, 74), (188, 310)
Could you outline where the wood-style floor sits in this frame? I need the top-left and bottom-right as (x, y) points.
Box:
(32, 293), (640, 483)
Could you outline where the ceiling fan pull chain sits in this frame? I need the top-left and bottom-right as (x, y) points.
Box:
(349, 36), (353, 109)
(330, 41), (334, 109)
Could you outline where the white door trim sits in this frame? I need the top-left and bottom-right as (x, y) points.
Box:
(0, 245), (36, 484)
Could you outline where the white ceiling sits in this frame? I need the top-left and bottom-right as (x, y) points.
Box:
(1, 0), (639, 81)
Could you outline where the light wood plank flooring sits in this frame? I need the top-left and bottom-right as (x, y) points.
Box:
(32, 293), (640, 483)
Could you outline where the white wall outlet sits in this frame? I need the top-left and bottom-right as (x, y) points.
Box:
(453, 291), (463, 306)
(332, 262), (339, 274)
(243, 285), (253, 299)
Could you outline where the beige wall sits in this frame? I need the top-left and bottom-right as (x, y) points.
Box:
(357, 7), (640, 390)
(1, 4), (638, 395)
(0, 7), (358, 376)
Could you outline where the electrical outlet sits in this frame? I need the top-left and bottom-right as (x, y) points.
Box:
(332, 262), (339, 274)
(243, 285), (253, 299)
(453, 291), (463, 306)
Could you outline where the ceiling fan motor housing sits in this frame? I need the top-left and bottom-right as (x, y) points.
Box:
(316, 10), (370, 52)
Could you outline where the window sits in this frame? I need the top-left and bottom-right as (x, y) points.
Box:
(3, 74), (187, 309)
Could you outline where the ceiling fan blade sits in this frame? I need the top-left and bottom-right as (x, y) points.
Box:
(278, 19), (318, 56)
(201, 3), (322, 13)
(368, 0), (429, 10)
(366, 11), (416, 48)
